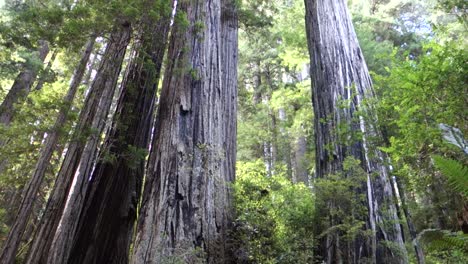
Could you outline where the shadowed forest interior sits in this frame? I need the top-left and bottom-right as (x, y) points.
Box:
(0, 0), (467, 263)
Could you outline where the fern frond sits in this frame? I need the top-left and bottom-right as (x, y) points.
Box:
(418, 229), (468, 252)
(433, 155), (468, 196)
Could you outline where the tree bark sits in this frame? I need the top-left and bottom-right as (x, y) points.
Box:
(24, 36), (96, 264)
(65, 3), (172, 263)
(303, 0), (408, 263)
(131, 0), (238, 263)
(220, 1), (238, 259)
(22, 22), (131, 264)
(46, 22), (131, 264)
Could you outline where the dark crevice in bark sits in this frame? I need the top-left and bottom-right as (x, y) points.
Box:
(131, 0), (238, 263)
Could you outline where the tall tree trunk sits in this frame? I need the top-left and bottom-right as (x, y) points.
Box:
(23, 21), (131, 264)
(221, 0), (238, 259)
(303, 1), (408, 263)
(24, 36), (96, 264)
(294, 134), (309, 184)
(395, 177), (426, 264)
(0, 40), (49, 127)
(0, 41), (50, 175)
(0, 37), (94, 264)
(65, 3), (172, 263)
(131, 0), (238, 263)
(47, 22), (131, 264)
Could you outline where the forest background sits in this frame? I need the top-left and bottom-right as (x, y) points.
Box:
(0, 0), (466, 263)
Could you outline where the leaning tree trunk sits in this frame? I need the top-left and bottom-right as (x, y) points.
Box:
(303, 0), (408, 263)
(65, 4), (172, 263)
(0, 37), (95, 264)
(24, 36), (96, 264)
(0, 40), (49, 127)
(395, 177), (426, 264)
(131, 0), (238, 263)
(47, 22), (131, 264)
(0, 41), (50, 175)
(23, 21), (131, 264)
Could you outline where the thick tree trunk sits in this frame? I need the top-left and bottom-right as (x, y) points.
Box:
(24, 37), (96, 264)
(303, 1), (408, 263)
(221, 1), (238, 259)
(23, 22), (131, 264)
(131, 0), (238, 263)
(65, 4), (172, 263)
(0, 40), (49, 127)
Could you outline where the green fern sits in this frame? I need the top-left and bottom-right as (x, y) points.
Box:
(417, 156), (468, 254)
(433, 155), (468, 196)
(418, 229), (468, 252)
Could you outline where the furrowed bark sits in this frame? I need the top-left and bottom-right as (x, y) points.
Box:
(131, 0), (237, 263)
(21, 22), (131, 264)
(303, 0), (408, 263)
(25, 36), (96, 264)
(66, 3), (172, 263)
(47, 22), (131, 264)
(221, 0), (238, 259)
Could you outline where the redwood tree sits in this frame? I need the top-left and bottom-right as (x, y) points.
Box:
(131, 0), (238, 263)
(23, 21), (131, 264)
(65, 2), (173, 263)
(0, 37), (95, 264)
(304, 0), (408, 263)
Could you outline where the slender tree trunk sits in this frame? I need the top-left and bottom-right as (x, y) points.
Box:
(66, 4), (172, 263)
(294, 134), (309, 184)
(47, 22), (131, 264)
(131, 0), (238, 263)
(22, 22), (131, 264)
(24, 36), (96, 264)
(395, 177), (426, 264)
(0, 41), (50, 175)
(0, 37), (94, 264)
(0, 40), (49, 127)
(303, 0), (408, 263)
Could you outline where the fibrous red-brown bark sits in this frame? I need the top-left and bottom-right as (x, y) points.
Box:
(131, 0), (238, 263)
